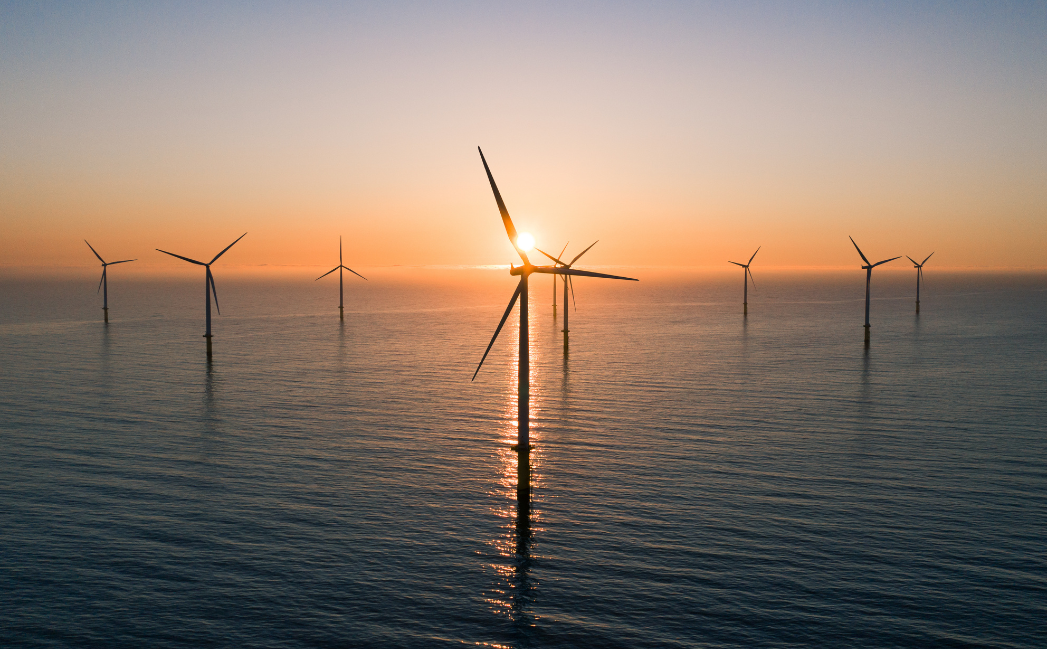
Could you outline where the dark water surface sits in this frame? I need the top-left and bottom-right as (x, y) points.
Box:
(2, 269), (1045, 648)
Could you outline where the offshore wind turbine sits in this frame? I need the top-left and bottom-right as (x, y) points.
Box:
(471, 147), (636, 506)
(536, 240), (598, 355)
(550, 242), (568, 314)
(84, 240), (135, 323)
(156, 233), (246, 358)
(728, 246), (760, 316)
(850, 236), (900, 345)
(906, 252), (934, 314)
(315, 236), (367, 320)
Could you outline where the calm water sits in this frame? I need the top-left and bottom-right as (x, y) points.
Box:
(1, 269), (1045, 648)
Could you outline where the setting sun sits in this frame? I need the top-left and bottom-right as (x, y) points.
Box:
(516, 233), (535, 252)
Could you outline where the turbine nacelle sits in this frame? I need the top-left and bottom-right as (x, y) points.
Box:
(508, 263), (533, 276)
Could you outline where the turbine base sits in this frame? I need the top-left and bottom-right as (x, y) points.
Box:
(339, 305), (344, 321)
(103, 307), (108, 324)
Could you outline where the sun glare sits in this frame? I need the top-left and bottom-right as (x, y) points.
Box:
(516, 232), (535, 252)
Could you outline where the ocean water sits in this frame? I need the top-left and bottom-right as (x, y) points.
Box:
(1, 268), (1045, 648)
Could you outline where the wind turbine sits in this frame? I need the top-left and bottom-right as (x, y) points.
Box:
(849, 236), (900, 345)
(536, 240), (598, 355)
(906, 252), (933, 314)
(316, 236), (367, 320)
(550, 242), (568, 315)
(156, 233), (247, 358)
(84, 240), (136, 323)
(472, 148), (637, 506)
(728, 246), (760, 316)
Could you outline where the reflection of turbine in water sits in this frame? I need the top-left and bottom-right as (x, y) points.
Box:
(84, 240), (136, 324)
(849, 236), (900, 346)
(472, 147), (637, 509)
(156, 233), (246, 358)
(728, 246), (760, 316)
(487, 368), (541, 632)
(536, 240), (599, 356)
(906, 252), (934, 314)
(315, 236), (367, 321)
(485, 499), (539, 631)
(204, 362), (217, 424)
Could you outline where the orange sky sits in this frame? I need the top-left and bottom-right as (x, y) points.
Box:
(2, 3), (1045, 273)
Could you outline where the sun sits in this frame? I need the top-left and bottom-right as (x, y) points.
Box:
(516, 232), (535, 252)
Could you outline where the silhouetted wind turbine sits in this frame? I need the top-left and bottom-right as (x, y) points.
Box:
(84, 240), (135, 324)
(906, 252), (933, 314)
(156, 233), (246, 358)
(550, 242), (568, 315)
(850, 236), (899, 345)
(728, 246), (760, 316)
(316, 236), (366, 320)
(536, 240), (598, 355)
(472, 148), (636, 507)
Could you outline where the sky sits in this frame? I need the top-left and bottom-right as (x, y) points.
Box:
(1, 1), (1046, 273)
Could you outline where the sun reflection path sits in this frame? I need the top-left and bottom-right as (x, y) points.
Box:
(484, 309), (543, 632)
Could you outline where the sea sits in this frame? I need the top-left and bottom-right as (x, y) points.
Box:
(1, 267), (1045, 648)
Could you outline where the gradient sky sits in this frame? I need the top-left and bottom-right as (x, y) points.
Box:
(2, 1), (1045, 271)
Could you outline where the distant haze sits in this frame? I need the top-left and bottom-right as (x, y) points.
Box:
(2, 2), (1045, 271)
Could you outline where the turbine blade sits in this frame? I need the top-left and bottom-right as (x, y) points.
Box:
(478, 147), (529, 264)
(569, 275), (577, 310)
(871, 256), (901, 268)
(747, 267), (756, 288)
(343, 266), (367, 280)
(906, 255), (919, 265)
(84, 240), (105, 264)
(558, 242), (569, 259)
(922, 252), (934, 265)
(97, 269), (105, 293)
(849, 236), (870, 265)
(536, 248), (566, 265)
(472, 280), (523, 381)
(748, 246), (761, 265)
(569, 240), (598, 266)
(156, 249), (206, 265)
(107, 259), (136, 265)
(543, 267), (639, 281)
(316, 266), (340, 281)
(728, 261), (746, 267)
(210, 232), (247, 264)
(339, 236), (343, 266)
(209, 270), (220, 315)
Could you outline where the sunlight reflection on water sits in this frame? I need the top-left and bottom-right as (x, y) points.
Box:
(0, 271), (1045, 648)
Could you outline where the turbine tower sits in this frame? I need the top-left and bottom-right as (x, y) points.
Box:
(728, 246), (760, 316)
(906, 252), (934, 314)
(550, 242), (568, 315)
(316, 236), (367, 320)
(156, 233), (246, 358)
(536, 241), (598, 355)
(84, 240), (135, 323)
(472, 148), (636, 508)
(849, 236), (899, 345)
